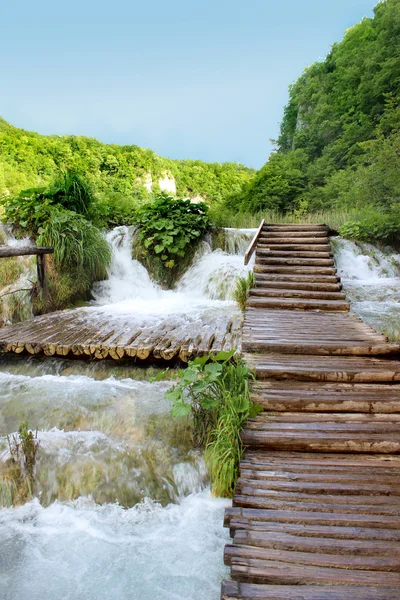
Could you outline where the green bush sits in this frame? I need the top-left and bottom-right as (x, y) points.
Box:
(135, 194), (210, 285)
(165, 351), (261, 497)
(37, 209), (111, 279)
(339, 210), (400, 246)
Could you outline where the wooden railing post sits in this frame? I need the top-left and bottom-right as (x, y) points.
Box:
(37, 254), (48, 297)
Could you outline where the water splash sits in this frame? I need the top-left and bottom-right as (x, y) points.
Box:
(220, 228), (256, 255)
(0, 492), (230, 600)
(91, 226), (252, 320)
(333, 238), (400, 340)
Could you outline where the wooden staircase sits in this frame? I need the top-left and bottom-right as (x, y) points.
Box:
(222, 224), (400, 600)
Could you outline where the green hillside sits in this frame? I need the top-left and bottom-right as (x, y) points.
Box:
(0, 118), (254, 207)
(229, 0), (400, 242)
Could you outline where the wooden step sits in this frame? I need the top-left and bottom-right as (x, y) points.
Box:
(243, 340), (400, 356)
(224, 505), (400, 529)
(251, 382), (400, 412)
(263, 225), (328, 231)
(255, 257), (335, 266)
(241, 413), (400, 453)
(258, 244), (332, 252)
(248, 354), (400, 383)
(233, 529), (400, 557)
(257, 250), (333, 258)
(253, 266), (337, 275)
(254, 281), (342, 291)
(221, 581), (398, 599)
(258, 237), (329, 245)
(260, 231), (329, 239)
(255, 273), (340, 283)
(249, 288), (346, 300)
(246, 297), (349, 312)
(225, 548), (400, 586)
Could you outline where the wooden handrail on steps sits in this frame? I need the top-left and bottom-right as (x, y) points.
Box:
(244, 219), (265, 265)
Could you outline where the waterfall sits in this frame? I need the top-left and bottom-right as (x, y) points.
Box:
(333, 238), (400, 340)
(92, 226), (161, 305)
(91, 226), (253, 320)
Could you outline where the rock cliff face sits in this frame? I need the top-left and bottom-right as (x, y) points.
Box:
(158, 171), (177, 195)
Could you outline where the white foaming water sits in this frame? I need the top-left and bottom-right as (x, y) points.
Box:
(221, 228), (256, 255)
(92, 226), (252, 320)
(0, 492), (230, 600)
(0, 363), (230, 599)
(333, 238), (400, 339)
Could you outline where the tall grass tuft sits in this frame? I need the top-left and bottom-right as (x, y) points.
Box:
(166, 351), (262, 497)
(37, 210), (111, 280)
(233, 271), (256, 311)
(50, 169), (95, 216)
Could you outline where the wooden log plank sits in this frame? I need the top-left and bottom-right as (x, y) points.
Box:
(221, 581), (398, 599)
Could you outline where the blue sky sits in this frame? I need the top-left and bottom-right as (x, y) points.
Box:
(2, 0), (375, 168)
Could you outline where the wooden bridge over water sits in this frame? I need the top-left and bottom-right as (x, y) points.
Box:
(222, 223), (400, 599)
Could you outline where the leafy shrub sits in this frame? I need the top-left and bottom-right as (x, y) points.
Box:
(1, 169), (96, 234)
(233, 271), (256, 311)
(339, 210), (400, 246)
(135, 194), (210, 286)
(165, 351), (261, 497)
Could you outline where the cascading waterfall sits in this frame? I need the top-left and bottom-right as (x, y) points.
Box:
(332, 238), (400, 340)
(91, 226), (254, 321)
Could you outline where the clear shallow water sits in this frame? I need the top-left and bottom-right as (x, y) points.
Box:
(333, 238), (400, 340)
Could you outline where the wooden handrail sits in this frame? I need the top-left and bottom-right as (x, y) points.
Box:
(0, 246), (53, 258)
(0, 245), (54, 296)
(244, 219), (265, 265)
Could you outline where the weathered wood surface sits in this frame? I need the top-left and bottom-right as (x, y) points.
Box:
(0, 307), (243, 362)
(244, 219), (265, 266)
(222, 223), (400, 599)
(0, 245), (53, 257)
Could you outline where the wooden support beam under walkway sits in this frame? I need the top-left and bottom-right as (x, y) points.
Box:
(222, 223), (400, 599)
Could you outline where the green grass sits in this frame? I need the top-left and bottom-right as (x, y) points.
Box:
(233, 272), (256, 311)
(0, 258), (23, 287)
(209, 205), (398, 234)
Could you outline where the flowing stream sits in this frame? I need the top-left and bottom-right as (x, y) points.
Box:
(332, 238), (400, 340)
(0, 227), (254, 600)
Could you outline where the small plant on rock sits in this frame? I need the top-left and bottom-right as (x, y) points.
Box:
(233, 271), (256, 311)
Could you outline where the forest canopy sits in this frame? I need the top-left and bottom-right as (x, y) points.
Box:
(228, 0), (400, 242)
(0, 117), (254, 214)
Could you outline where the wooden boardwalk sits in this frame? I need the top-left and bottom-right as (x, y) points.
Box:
(0, 307), (242, 362)
(222, 224), (400, 599)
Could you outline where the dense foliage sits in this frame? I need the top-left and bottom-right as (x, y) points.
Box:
(166, 351), (261, 497)
(1, 171), (111, 312)
(0, 117), (254, 222)
(229, 0), (400, 242)
(135, 195), (210, 285)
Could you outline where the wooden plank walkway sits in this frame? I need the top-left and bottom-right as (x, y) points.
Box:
(0, 307), (242, 362)
(222, 223), (400, 599)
